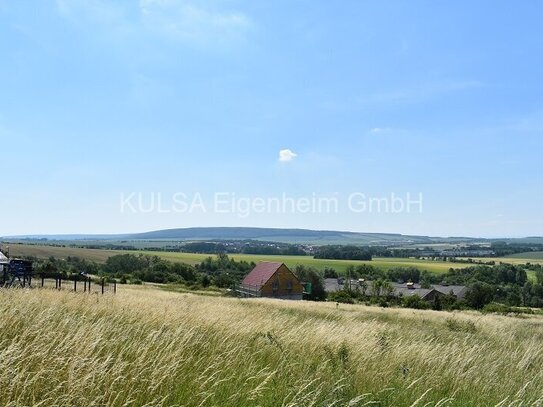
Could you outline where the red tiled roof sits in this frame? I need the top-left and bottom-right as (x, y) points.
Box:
(241, 262), (283, 289)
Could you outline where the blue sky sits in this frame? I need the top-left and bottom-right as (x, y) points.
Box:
(1, 0), (542, 237)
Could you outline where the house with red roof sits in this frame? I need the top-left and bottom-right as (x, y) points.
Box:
(238, 262), (304, 300)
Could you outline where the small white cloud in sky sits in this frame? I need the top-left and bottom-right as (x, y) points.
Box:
(370, 127), (391, 133)
(279, 149), (297, 162)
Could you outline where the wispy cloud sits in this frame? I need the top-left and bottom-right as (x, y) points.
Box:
(55, 0), (253, 50)
(279, 149), (297, 162)
(357, 80), (486, 105)
(370, 127), (392, 134)
(139, 0), (253, 48)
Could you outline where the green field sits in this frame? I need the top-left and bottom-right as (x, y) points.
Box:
(462, 255), (543, 265)
(7, 243), (122, 263)
(1, 286), (542, 406)
(9, 244), (542, 282)
(7, 243), (467, 274)
(509, 251), (543, 260)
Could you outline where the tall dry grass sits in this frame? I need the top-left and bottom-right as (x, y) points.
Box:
(0, 286), (542, 406)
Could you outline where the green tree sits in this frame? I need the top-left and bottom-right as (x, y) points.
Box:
(536, 269), (543, 285)
(465, 282), (494, 309)
(323, 267), (338, 279)
(371, 279), (383, 297)
(381, 281), (394, 298)
(403, 295), (429, 310)
(293, 265), (326, 301)
(201, 275), (211, 288)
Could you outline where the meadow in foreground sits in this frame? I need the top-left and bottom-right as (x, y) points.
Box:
(0, 286), (542, 406)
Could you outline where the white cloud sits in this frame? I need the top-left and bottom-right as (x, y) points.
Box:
(370, 127), (391, 134)
(279, 149), (297, 162)
(139, 0), (253, 48)
(55, 0), (253, 50)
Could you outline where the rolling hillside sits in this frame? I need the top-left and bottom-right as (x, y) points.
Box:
(3, 227), (481, 245)
(6, 227), (542, 246)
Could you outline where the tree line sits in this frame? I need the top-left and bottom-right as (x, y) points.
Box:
(23, 254), (543, 312)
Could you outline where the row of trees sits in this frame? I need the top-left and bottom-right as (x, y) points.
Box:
(177, 241), (307, 256)
(314, 246), (373, 261)
(342, 264), (427, 284)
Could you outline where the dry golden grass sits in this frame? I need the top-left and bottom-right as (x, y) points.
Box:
(1, 286), (542, 406)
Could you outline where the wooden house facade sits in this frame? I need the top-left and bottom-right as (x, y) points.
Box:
(239, 262), (304, 300)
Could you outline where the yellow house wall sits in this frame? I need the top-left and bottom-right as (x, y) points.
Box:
(260, 264), (304, 297)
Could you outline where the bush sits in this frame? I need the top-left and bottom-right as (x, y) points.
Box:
(482, 303), (533, 315)
(402, 295), (429, 310)
(328, 291), (355, 304)
(201, 275), (211, 288)
(323, 267), (338, 279)
(293, 265), (326, 301)
(445, 318), (477, 334)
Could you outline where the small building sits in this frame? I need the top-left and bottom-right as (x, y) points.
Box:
(0, 251), (8, 266)
(394, 284), (443, 301)
(433, 284), (468, 300)
(324, 278), (466, 301)
(0, 251), (9, 277)
(238, 262), (304, 300)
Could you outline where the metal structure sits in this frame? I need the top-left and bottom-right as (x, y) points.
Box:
(0, 250), (116, 294)
(1, 259), (33, 287)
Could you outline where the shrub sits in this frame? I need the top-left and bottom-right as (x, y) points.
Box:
(445, 318), (477, 334)
(328, 291), (355, 304)
(403, 295), (429, 310)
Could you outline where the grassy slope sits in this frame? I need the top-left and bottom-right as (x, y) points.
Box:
(7, 243), (120, 263)
(8, 243), (465, 274)
(1, 286), (542, 406)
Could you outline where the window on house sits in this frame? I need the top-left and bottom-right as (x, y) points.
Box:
(287, 280), (293, 294)
(272, 280), (279, 294)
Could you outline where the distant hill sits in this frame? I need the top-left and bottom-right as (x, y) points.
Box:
(3, 227), (540, 246)
(2, 227), (475, 245)
(129, 227), (439, 245)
